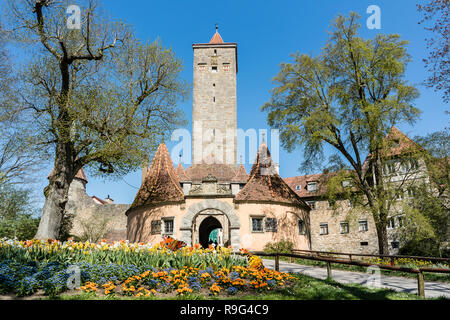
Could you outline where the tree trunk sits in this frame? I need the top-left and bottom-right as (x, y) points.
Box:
(34, 180), (71, 240)
(35, 142), (75, 240)
(376, 221), (389, 255)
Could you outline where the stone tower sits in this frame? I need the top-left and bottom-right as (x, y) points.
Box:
(192, 26), (237, 167)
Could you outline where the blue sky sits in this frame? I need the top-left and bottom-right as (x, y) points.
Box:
(30, 0), (447, 207)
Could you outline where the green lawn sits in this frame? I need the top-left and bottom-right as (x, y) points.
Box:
(46, 273), (433, 300)
(267, 256), (450, 283)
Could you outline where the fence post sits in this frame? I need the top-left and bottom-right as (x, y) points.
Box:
(417, 271), (425, 298)
(289, 250), (294, 263)
(326, 261), (332, 279)
(275, 254), (280, 271)
(390, 256), (395, 267)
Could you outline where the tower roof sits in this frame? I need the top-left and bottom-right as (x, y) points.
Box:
(231, 164), (248, 183)
(209, 30), (224, 44)
(235, 144), (309, 208)
(48, 167), (88, 183)
(175, 163), (191, 182)
(130, 143), (184, 209)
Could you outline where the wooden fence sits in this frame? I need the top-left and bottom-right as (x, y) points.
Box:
(248, 249), (450, 298)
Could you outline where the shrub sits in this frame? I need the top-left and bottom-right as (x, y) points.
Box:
(263, 240), (295, 254)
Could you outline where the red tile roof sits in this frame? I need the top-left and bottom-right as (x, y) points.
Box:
(175, 163), (191, 182)
(231, 164), (248, 183)
(185, 162), (236, 183)
(235, 144), (309, 209)
(48, 167), (88, 183)
(209, 31), (224, 44)
(130, 143), (184, 209)
(362, 126), (424, 170)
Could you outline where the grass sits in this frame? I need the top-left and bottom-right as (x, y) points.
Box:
(43, 273), (437, 301)
(266, 256), (450, 283)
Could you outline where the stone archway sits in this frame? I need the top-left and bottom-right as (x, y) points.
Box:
(199, 216), (222, 248)
(180, 199), (240, 249)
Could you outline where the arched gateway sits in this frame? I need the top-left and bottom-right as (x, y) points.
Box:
(180, 199), (240, 249)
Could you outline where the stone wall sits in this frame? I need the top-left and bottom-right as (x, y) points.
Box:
(64, 178), (129, 242)
(308, 199), (379, 254)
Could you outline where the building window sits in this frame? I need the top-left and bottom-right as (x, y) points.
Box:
(360, 241), (369, 246)
(397, 216), (404, 228)
(307, 182), (318, 192)
(151, 220), (161, 235)
(251, 217), (264, 232)
(198, 63), (206, 71)
(211, 66), (218, 72)
(298, 219), (305, 235)
(223, 63), (230, 71)
(295, 185), (301, 190)
(265, 218), (278, 232)
(359, 220), (368, 232)
(383, 159), (399, 175)
(213, 96), (215, 102)
(320, 223), (328, 235)
(340, 222), (349, 234)
(387, 217), (395, 229)
(163, 218), (174, 235)
(306, 201), (316, 210)
(391, 241), (399, 249)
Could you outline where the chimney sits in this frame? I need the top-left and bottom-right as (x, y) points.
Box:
(104, 195), (114, 204)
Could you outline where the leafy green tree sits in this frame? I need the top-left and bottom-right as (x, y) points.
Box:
(2, 0), (188, 239)
(262, 13), (420, 254)
(417, 0), (449, 102)
(397, 129), (450, 257)
(0, 183), (40, 240)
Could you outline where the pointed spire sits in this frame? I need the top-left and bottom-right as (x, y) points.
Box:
(231, 163), (248, 183)
(235, 143), (309, 208)
(130, 143), (184, 209)
(209, 24), (224, 44)
(175, 162), (191, 182)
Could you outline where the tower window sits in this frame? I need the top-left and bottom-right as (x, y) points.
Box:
(211, 66), (218, 72)
(223, 63), (230, 71)
(214, 49), (217, 55)
(213, 97), (215, 102)
(198, 63), (206, 71)
(213, 83), (215, 87)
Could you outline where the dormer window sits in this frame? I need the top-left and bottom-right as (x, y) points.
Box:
(295, 185), (301, 190)
(307, 182), (318, 192)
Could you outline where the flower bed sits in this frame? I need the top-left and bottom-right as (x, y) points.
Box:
(0, 238), (294, 298)
(80, 265), (294, 298)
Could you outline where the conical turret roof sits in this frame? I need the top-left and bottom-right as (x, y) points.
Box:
(209, 30), (224, 44)
(48, 167), (88, 183)
(231, 164), (249, 183)
(175, 163), (191, 182)
(235, 144), (309, 208)
(130, 143), (184, 209)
